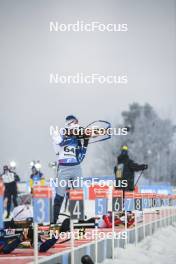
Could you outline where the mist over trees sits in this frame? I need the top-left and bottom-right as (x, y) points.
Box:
(91, 103), (176, 185)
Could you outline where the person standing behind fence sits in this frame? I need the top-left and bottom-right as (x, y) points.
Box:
(0, 165), (20, 219)
(29, 163), (45, 192)
(114, 145), (148, 192)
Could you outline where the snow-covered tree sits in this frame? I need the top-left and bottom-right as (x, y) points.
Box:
(91, 103), (176, 184)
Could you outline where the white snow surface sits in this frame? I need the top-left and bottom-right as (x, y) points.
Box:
(105, 225), (176, 264)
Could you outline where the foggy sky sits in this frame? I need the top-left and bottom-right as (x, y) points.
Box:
(0, 0), (176, 179)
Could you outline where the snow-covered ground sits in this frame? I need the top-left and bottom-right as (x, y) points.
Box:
(105, 225), (176, 264)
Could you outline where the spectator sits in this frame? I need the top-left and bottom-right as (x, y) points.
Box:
(0, 165), (20, 218)
(114, 145), (148, 191)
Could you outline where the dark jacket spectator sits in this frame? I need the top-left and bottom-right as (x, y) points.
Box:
(114, 145), (148, 191)
(0, 165), (20, 218)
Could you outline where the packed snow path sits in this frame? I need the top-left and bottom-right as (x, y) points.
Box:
(105, 225), (176, 264)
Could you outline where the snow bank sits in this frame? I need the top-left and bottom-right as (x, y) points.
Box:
(105, 225), (176, 264)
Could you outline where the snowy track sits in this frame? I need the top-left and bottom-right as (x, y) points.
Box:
(105, 225), (176, 264)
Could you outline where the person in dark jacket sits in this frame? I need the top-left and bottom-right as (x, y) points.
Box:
(114, 145), (148, 191)
(0, 165), (20, 218)
(29, 162), (45, 191)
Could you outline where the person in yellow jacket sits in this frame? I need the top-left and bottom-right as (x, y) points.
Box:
(29, 163), (45, 190)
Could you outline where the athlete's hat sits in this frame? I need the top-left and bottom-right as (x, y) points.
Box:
(120, 145), (128, 151)
(65, 115), (78, 122)
(3, 165), (9, 171)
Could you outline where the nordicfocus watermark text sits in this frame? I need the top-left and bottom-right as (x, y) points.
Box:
(49, 230), (127, 241)
(50, 177), (128, 189)
(50, 126), (128, 137)
(49, 73), (128, 85)
(50, 21), (128, 32)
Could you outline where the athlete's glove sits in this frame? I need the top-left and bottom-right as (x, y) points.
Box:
(141, 164), (148, 170)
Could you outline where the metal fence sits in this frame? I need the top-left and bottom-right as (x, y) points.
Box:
(38, 206), (176, 264)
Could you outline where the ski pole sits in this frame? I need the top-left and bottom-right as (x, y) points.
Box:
(134, 170), (144, 187)
(34, 222), (38, 264)
(70, 219), (74, 264)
